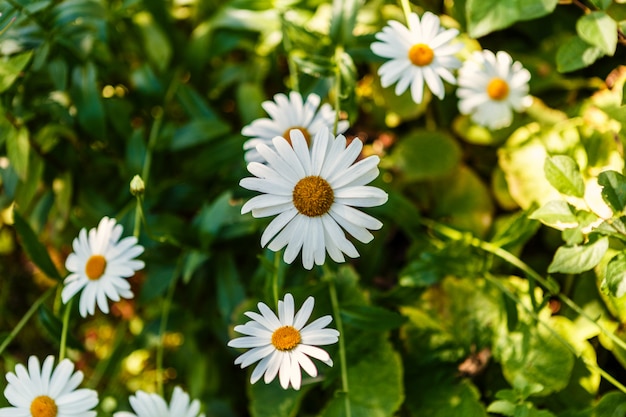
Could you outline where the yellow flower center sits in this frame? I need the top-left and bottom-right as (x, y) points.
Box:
(30, 395), (58, 417)
(292, 176), (334, 217)
(271, 326), (301, 351)
(486, 77), (509, 100)
(408, 43), (434, 67)
(282, 127), (311, 147)
(85, 254), (107, 280)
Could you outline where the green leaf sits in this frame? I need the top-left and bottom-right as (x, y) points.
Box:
(547, 236), (609, 274)
(576, 12), (617, 56)
(487, 399), (516, 416)
(70, 62), (106, 140)
(38, 305), (83, 350)
(215, 254), (245, 321)
(170, 119), (230, 151)
(544, 155), (585, 197)
(340, 305), (407, 331)
(320, 338), (403, 417)
(589, 0), (612, 9)
(598, 170), (626, 215)
(529, 200), (577, 229)
(248, 380), (307, 417)
(12, 211), (62, 281)
(133, 11), (172, 72)
(6, 126), (30, 181)
(602, 252), (626, 298)
(466, 0), (558, 38)
(0, 51), (33, 93)
(593, 391), (626, 417)
(556, 36), (604, 73)
(386, 130), (461, 182)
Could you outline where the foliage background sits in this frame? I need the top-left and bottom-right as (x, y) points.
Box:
(2, 0), (626, 416)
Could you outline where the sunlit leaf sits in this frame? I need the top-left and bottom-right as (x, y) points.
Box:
(0, 50), (33, 93)
(466, 0), (558, 38)
(544, 155), (585, 198)
(6, 126), (29, 181)
(576, 12), (617, 56)
(556, 36), (604, 73)
(548, 236), (609, 274)
(602, 252), (626, 298)
(598, 170), (626, 215)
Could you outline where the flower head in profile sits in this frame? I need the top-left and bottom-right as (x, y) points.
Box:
(113, 386), (204, 417)
(62, 216), (145, 317)
(0, 355), (98, 417)
(242, 91), (349, 163)
(370, 11), (462, 104)
(228, 293), (339, 390)
(457, 50), (532, 130)
(240, 128), (388, 270)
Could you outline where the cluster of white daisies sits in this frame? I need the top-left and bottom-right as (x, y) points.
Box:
(372, 11), (533, 130)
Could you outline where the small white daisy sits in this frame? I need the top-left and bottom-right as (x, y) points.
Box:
(240, 128), (388, 270)
(228, 293), (339, 390)
(62, 216), (145, 317)
(0, 355), (98, 417)
(456, 50), (532, 130)
(113, 386), (204, 417)
(370, 11), (463, 104)
(241, 91), (349, 163)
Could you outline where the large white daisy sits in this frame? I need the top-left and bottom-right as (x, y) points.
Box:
(62, 216), (145, 317)
(241, 91), (349, 163)
(456, 50), (532, 130)
(113, 386), (204, 417)
(370, 11), (462, 104)
(0, 355), (98, 417)
(240, 128), (388, 270)
(228, 293), (339, 390)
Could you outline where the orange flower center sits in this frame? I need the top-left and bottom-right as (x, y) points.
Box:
(487, 78), (509, 100)
(292, 176), (334, 217)
(85, 254), (107, 280)
(282, 127), (311, 146)
(271, 326), (301, 351)
(408, 43), (434, 67)
(30, 395), (58, 417)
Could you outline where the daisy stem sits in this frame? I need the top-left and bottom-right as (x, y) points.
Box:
(333, 45), (344, 136)
(133, 195), (145, 239)
(59, 297), (73, 361)
(399, 0), (413, 29)
(281, 13), (300, 93)
(156, 271), (178, 396)
(0, 286), (56, 357)
(272, 251), (280, 308)
(328, 278), (351, 417)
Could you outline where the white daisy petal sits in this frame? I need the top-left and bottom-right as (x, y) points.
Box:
(113, 386), (203, 417)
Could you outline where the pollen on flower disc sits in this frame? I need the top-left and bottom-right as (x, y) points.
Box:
(487, 78), (509, 100)
(271, 326), (301, 351)
(408, 43), (434, 67)
(292, 176), (334, 217)
(30, 395), (58, 417)
(85, 254), (107, 280)
(283, 127), (311, 146)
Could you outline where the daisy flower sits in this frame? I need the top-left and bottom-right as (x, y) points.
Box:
(228, 293), (339, 390)
(456, 50), (532, 130)
(113, 386), (204, 417)
(370, 11), (463, 104)
(62, 216), (145, 317)
(241, 91), (349, 163)
(0, 355), (98, 417)
(240, 128), (388, 270)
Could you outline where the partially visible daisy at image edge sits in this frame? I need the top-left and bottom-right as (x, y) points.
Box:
(456, 49), (532, 130)
(370, 11), (463, 104)
(0, 355), (98, 417)
(240, 127), (388, 270)
(228, 293), (339, 390)
(113, 386), (205, 417)
(241, 91), (349, 163)
(62, 216), (145, 317)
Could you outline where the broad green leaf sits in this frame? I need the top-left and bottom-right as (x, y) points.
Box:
(140, 263), (176, 302)
(529, 200), (577, 230)
(466, 0), (558, 38)
(12, 211), (62, 281)
(548, 236), (609, 274)
(576, 12), (617, 56)
(490, 209), (541, 249)
(170, 119), (230, 151)
(194, 192), (241, 248)
(487, 399), (516, 415)
(6, 126), (30, 181)
(589, 0), (612, 9)
(0, 50), (33, 93)
(593, 391), (626, 417)
(598, 170), (626, 215)
(249, 380), (307, 417)
(15, 152), (44, 210)
(340, 304), (407, 331)
(386, 130), (461, 182)
(556, 36), (604, 73)
(133, 11), (172, 72)
(215, 254), (245, 320)
(544, 155), (585, 197)
(602, 252), (626, 298)
(71, 62), (106, 140)
(182, 250), (209, 284)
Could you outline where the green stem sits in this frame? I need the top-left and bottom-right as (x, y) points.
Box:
(328, 278), (351, 417)
(272, 251), (280, 309)
(484, 274), (626, 394)
(333, 45), (344, 136)
(156, 272), (178, 396)
(59, 297), (73, 361)
(281, 14), (300, 93)
(133, 195), (145, 239)
(399, 0), (413, 29)
(0, 286), (56, 356)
